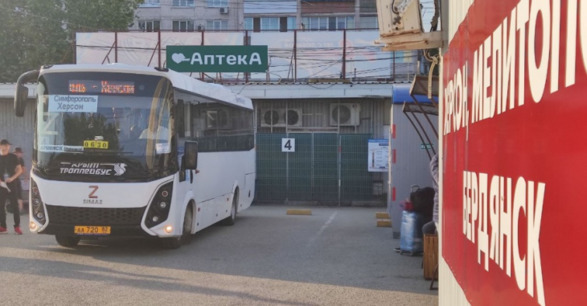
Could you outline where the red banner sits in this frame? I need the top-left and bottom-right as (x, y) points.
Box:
(442, 1), (587, 305)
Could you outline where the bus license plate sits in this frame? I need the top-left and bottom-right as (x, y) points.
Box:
(74, 226), (111, 235)
(83, 140), (109, 149)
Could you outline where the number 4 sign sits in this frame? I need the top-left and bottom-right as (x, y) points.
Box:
(282, 138), (295, 152)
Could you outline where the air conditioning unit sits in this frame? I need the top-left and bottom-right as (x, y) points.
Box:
(284, 109), (302, 127)
(376, 0), (422, 37)
(261, 109), (283, 127)
(219, 7), (229, 14)
(329, 103), (360, 126)
(260, 108), (302, 127)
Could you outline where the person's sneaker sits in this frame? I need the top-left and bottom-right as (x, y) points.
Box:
(0, 226), (7, 233)
(14, 227), (22, 235)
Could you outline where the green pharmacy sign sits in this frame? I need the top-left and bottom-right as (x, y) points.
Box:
(166, 45), (268, 73)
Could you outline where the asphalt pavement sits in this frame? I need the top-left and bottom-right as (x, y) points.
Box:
(0, 205), (438, 305)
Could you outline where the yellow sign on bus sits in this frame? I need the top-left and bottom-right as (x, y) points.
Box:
(83, 140), (109, 149)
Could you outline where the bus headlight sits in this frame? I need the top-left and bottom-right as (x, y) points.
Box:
(145, 182), (173, 228)
(30, 179), (47, 225)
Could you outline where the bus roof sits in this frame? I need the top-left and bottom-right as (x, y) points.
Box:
(39, 64), (253, 110)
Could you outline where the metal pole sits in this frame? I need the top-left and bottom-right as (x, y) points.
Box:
(294, 30), (297, 81)
(158, 30), (161, 69)
(311, 133), (315, 201)
(393, 51), (396, 80)
(286, 133), (290, 204)
(245, 30), (250, 83)
(201, 30), (205, 80)
(72, 32), (77, 64)
(338, 135), (342, 206)
(114, 32), (118, 63)
(342, 29), (346, 79)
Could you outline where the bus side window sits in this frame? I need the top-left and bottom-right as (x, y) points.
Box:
(191, 104), (205, 139)
(183, 141), (198, 170)
(175, 99), (185, 138)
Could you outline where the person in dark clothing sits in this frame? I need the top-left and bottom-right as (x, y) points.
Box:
(13, 147), (25, 213)
(0, 139), (23, 234)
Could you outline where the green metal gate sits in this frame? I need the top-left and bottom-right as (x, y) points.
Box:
(256, 133), (374, 204)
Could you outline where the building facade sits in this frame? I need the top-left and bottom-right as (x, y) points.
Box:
(131, 0), (378, 32)
(132, 0), (244, 32)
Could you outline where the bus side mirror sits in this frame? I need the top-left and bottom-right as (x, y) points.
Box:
(14, 70), (39, 117)
(183, 141), (198, 170)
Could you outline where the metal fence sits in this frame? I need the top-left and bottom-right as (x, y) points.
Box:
(256, 133), (381, 205)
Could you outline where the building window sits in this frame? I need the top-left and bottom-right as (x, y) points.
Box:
(172, 0), (195, 7)
(207, 0), (228, 7)
(287, 17), (297, 30)
(302, 16), (354, 30)
(140, 0), (160, 7)
(358, 16), (378, 29)
(303, 17), (327, 30)
(261, 18), (279, 31)
(245, 17), (296, 32)
(244, 18), (253, 31)
(173, 20), (194, 32)
(139, 20), (160, 32)
(337, 16), (354, 29)
(206, 20), (228, 30)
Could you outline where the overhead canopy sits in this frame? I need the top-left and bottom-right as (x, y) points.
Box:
(392, 81), (438, 105)
(392, 84), (413, 104)
(402, 102), (438, 116)
(410, 74), (439, 97)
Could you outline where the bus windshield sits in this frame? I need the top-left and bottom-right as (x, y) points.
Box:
(34, 72), (178, 182)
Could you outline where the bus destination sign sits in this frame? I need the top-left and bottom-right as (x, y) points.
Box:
(69, 80), (135, 95)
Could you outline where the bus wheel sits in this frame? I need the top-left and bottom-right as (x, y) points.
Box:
(221, 190), (238, 226)
(161, 205), (192, 249)
(55, 235), (80, 248)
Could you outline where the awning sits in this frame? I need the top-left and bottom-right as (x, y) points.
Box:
(392, 84), (413, 104)
(392, 80), (438, 105)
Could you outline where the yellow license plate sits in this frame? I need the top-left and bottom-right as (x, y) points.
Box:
(74, 226), (111, 235)
(83, 140), (109, 149)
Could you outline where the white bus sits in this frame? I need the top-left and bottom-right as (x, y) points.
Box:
(14, 64), (256, 248)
